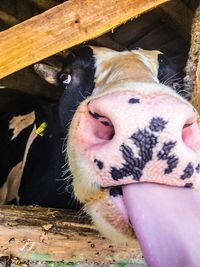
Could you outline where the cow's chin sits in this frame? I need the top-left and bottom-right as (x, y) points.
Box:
(83, 188), (136, 245)
(69, 156), (136, 244)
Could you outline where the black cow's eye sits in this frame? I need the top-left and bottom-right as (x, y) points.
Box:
(59, 73), (72, 89)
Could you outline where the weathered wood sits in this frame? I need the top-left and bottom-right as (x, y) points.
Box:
(0, 0), (169, 79)
(185, 3), (200, 111)
(113, 10), (161, 46)
(91, 35), (126, 51)
(30, 0), (58, 10)
(0, 10), (20, 26)
(192, 59), (200, 113)
(159, 0), (193, 41)
(0, 205), (141, 263)
(191, 4), (200, 113)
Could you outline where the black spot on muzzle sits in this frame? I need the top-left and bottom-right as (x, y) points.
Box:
(181, 162), (194, 180)
(128, 98), (140, 104)
(94, 159), (104, 170)
(110, 117), (167, 181)
(157, 141), (179, 174)
(196, 164), (200, 174)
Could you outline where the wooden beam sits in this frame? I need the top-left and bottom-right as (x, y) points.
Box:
(30, 0), (58, 10)
(0, 205), (141, 263)
(191, 4), (200, 113)
(159, 0), (193, 41)
(192, 58), (200, 113)
(186, 3), (200, 112)
(0, 10), (20, 26)
(0, 0), (169, 79)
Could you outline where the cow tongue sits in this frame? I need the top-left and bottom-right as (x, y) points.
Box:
(122, 183), (200, 267)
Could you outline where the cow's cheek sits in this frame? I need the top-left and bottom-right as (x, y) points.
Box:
(67, 115), (103, 202)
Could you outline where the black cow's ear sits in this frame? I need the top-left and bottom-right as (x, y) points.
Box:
(34, 63), (61, 86)
(157, 54), (188, 99)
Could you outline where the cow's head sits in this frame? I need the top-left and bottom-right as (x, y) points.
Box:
(35, 46), (200, 266)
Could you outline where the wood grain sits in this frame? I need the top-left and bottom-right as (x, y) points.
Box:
(192, 59), (200, 113)
(189, 3), (200, 112)
(0, 10), (20, 26)
(0, 0), (169, 79)
(159, 0), (193, 41)
(30, 0), (58, 10)
(0, 205), (141, 263)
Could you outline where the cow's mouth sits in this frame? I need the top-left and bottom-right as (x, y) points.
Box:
(106, 182), (200, 267)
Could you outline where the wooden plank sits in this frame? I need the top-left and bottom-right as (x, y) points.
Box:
(0, 205), (141, 263)
(0, 0), (169, 79)
(192, 4), (200, 112)
(30, 0), (59, 10)
(91, 35), (126, 51)
(0, 10), (20, 26)
(192, 59), (200, 113)
(159, 0), (193, 41)
(112, 10), (161, 46)
(185, 3), (200, 111)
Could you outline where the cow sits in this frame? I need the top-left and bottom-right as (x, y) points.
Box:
(1, 46), (200, 267)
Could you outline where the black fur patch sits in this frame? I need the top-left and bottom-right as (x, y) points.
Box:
(181, 162), (194, 180)
(94, 159), (104, 170)
(128, 98), (140, 104)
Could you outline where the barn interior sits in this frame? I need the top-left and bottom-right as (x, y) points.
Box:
(0, 0), (199, 266)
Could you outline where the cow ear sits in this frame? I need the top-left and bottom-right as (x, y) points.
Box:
(34, 63), (61, 86)
(157, 53), (187, 99)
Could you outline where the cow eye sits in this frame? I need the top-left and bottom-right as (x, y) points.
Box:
(58, 73), (72, 89)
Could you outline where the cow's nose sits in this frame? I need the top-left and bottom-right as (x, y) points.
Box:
(73, 91), (200, 188)
(76, 92), (198, 152)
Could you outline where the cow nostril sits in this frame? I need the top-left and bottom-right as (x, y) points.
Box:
(183, 123), (193, 129)
(88, 109), (115, 143)
(182, 119), (199, 151)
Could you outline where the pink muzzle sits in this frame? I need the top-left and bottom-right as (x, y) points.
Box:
(74, 90), (200, 190)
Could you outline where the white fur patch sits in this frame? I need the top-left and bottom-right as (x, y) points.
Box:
(9, 111), (35, 140)
(0, 125), (37, 204)
(91, 46), (161, 96)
